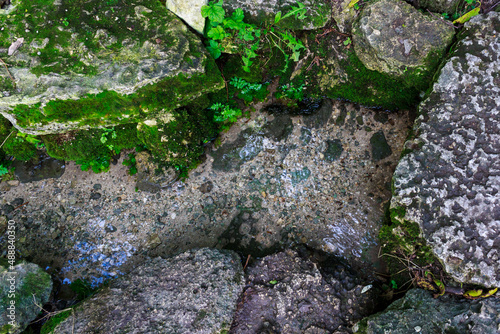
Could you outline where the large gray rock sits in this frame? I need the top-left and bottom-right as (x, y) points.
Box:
(52, 248), (244, 334)
(353, 0), (455, 90)
(354, 289), (500, 334)
(166, 0), (207, 33)
(0, 262), (53, 334)
(391, 12), (500, 287)
(0, 0), (223, 135)
(407, 0), (462, 13)
(231, 250), (382, 333)
(222, 0), (331, 30)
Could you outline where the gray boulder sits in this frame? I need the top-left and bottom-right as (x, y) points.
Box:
(0, 262), (52, 334)
(391, 12), (500, 287)
(407, 0), (462, 13)
(352, 0), (454, 90)
(355, 289), (500, 334)
(230, 250), (382, 333)
(0, 0), (223, 135)
(52, 248), (244, 334)
(222, 0), (331, 30)
(166, 0), (208, 33)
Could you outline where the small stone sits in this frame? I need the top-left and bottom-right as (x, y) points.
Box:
(93, 184), (102, 190)
(90, 192), (101, 200)
(7, 180), (19, 187)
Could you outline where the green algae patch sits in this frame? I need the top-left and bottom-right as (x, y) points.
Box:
(0, 0), (224, 135)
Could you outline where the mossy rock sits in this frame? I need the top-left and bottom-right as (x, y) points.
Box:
(137, 96), (218, 171)
(0, 262), (53, 334)
(0, 0), (224, 135)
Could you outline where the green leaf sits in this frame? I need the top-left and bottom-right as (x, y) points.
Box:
(207, 40), (222, 59)
(0, 165), (8, 176)
(208, 25), (226, 40)
(274, 11), (282, 23)
(269, 280), (278, 285)
(231, 8), (244, 22)
(291, 50), (301, 61)
(201, 0), (225, 24)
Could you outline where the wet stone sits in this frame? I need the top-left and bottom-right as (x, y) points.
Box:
(370, 130), (393, 161)
(323, 139), (344, 162)
(12, 152), (65, 183)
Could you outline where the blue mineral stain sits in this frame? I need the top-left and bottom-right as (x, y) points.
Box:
(290, 167), (311, 185)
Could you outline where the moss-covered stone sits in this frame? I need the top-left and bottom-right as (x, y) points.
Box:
(0, 0), (224, 135)
(0, 262), (53, 334)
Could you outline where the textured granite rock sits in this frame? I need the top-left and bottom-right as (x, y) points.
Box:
(355, 289), (500, 334)
(353, 0), (455, 89)
(391, 12), (500, 287)
(0, 262), (53, 334)
(53, 248), (244, 334)
(230, 250), (382, 333)
(332, 0), (360, 33)
(166, 0), (207, 33)
(0, 0), (223, 135)
(222, 0), (331, 30)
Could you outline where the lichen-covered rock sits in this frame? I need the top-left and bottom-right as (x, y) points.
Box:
(332, 0), (360, 33)
(391, 12), (500, 287)
(222, 0), (331, 30)
(166, 0), (207, 33)
(231, 250), (382, 333)
(352, 0), (455, 90)
(354, 289), (500, 334)
(52, 248), (244, 334)
(0, 262), (53, 334)
(0, 0), (223, 135)
(406, 0), (462, 13)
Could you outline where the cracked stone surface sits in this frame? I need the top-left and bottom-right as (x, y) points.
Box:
(391, 12), (500, 287)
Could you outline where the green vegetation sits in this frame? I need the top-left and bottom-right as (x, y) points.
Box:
(201, 0), (307, 73)
(122, 153), (138, 175)
(2, 130), (38, 161)
(229, 77), (268, 102)
(40, 309), (72, 334)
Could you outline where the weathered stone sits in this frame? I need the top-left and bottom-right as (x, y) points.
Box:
(166, 0), (207, 33)
(391, 12), (500, 286)
(352, 0), (455, 90)
(332, 0), (360, 33)
(223, 0), (331, 30)
(0, 0), (223, 135)
(406, 0), (462, 13)
(231, 250), (382, 333)
(0, 262), (52, 334)
(355, 289), (500, 334)
(53, 248), (244, 334)
(134, 151), (178, 193)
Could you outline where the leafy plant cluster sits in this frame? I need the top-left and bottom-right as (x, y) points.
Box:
(201, 0), (307, 73)
(229, 77), (268, 102)
(276, 83), (304, 100)
(122, 153), (138, 175)
(210, 102), (242, 129)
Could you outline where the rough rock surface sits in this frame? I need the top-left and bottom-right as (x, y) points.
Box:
(407, 0), (462, 13)
(0, 262), (53, 334)
(53, 248), (244, 334)
(352, 0), (454, 89)
(223, 0), (331, 30)
(332, 0), (360, 33)
(230, 250), (382, 333)
(166, 0), (207, 33)
(391, 12), (500, 287)
(0, 0), (223, 135)
(355, 289), (500, 334)
(0, 100), (411, 285)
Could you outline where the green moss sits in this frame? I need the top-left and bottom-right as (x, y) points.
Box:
(379, 206), (439, 286)
(10, 55), (223, 129)
(0, 0), (179, 76)
(43, 123), (139, 171)
(40, 310), (72, 334)
(137, 97), (218, 173)
(2, 130), (38, 161)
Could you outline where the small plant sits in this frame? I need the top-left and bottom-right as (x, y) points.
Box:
(201, 0), (307, 73)
(70, 278), (96, 300)
(78, 157), (110, 173)
(211, 102), (242, 124)
(343, 37), (352, 46)
(0, 164), (8, 176)
(122, 153), (138, 175)
(100, 127), (117, 152)
(276, 83), (304, 100)
(229, 77), (268, 102)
